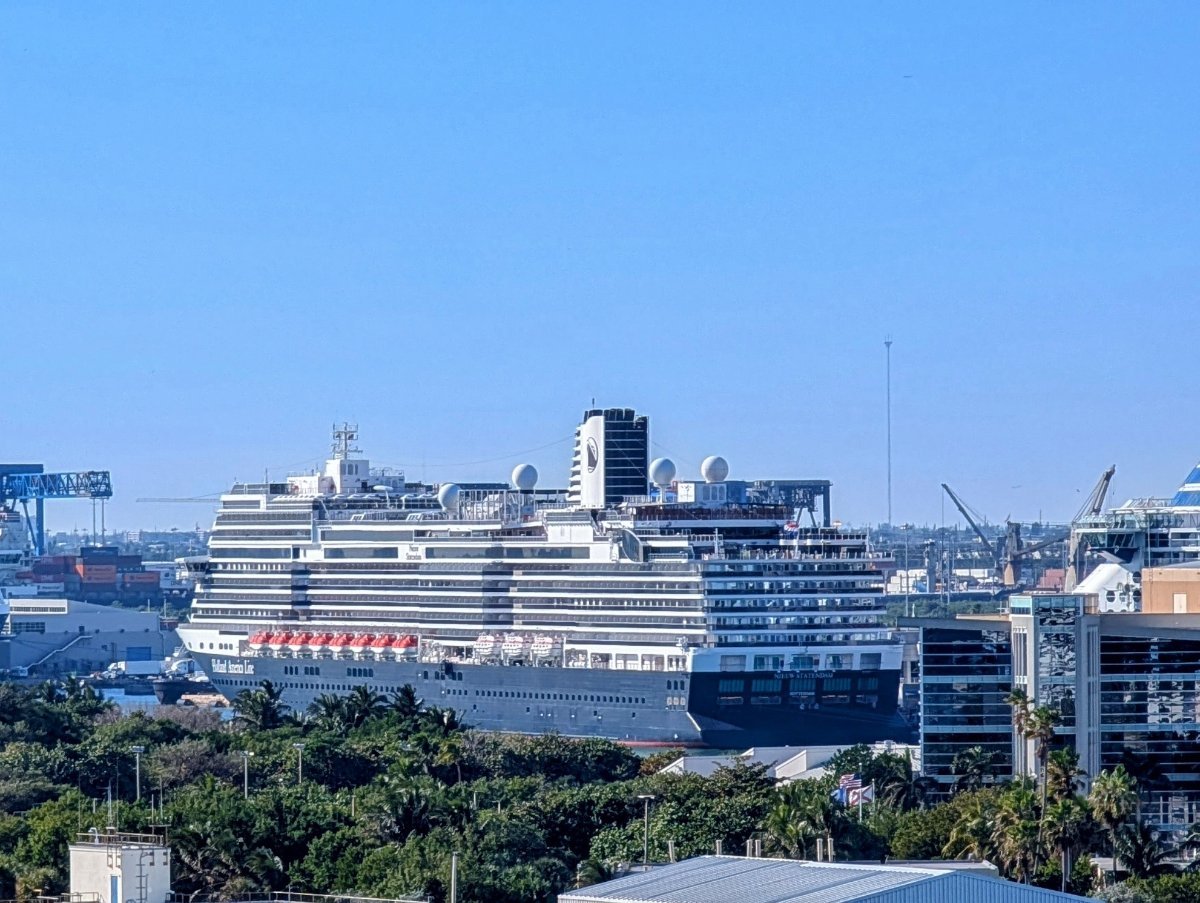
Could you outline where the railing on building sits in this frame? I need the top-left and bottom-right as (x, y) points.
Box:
(167, 892), (426, 903)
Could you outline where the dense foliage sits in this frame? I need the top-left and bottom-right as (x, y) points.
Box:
(0, 678), (1193, 902)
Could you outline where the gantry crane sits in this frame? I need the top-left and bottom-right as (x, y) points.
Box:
(0, 465), (114, 555)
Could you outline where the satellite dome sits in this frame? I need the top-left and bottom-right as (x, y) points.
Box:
(437, 483), (461, 511)
(700, 455), (729, 483)
(511, 463), (539, 491)
(649, 457), (677, 487)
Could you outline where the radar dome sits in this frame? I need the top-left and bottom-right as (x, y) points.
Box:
(649, 457), (677, 487)
(511, 463), (539, 491)
(700, 455), (729, 483)
(437, 483), (461, 511)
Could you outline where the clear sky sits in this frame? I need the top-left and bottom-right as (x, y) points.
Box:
(2, 3), (1198, 533)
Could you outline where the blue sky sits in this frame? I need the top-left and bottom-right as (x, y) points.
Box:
(2, 3), (1198, 531)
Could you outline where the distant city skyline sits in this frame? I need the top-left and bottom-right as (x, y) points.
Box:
(3, 4), (1198, 531)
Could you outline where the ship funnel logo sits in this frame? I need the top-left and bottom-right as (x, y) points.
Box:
(586, 438), (599, 473)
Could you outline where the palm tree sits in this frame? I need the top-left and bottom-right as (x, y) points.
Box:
(944, 791), (998, 863)
(306, 694), (349, 733)
(373, 778), (438, 842)
(1005, 688), (1030, 737)
(1042, 796), (1093, 892)
(389, 684), (424, 723)
(1114, 821), (1172, 879)
(951, 746), (1002, 793)
(1089, 765), (1139, 874)
(1045, 747), (1086, 802)
(344, 685), (388, 728)
(991, 785), (1040, 883)
(232, 679), (289, 731)
(1024, 705), (1061, 873)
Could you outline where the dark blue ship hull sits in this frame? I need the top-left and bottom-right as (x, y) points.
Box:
(193, 650), (912, 748)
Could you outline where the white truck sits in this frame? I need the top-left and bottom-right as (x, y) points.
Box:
(103, 660), (164, 679)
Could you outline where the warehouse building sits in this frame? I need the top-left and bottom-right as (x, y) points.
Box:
(559, 857), (1085, 902)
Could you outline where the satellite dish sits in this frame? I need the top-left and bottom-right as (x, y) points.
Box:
(511, 463), (539, 491)
(700, 455), (729, 483)
(649, 457), (677, 487)
(437, 483), (461, 511)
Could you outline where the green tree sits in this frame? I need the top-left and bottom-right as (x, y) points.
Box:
(233, 680), (290, 731)
(1041, 795), (1095, 893)
(344, 685), (389, 729)
(950, 746), (1001, 793)
(1114, 822), (1172, 879)
(1090, 765), (1139, 873)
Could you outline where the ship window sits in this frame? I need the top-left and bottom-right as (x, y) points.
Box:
(719, 679), (744, 694)
(720, 655), (746, 672)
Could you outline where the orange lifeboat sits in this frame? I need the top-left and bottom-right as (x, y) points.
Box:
(248, 631), (269, 648)
(290, 632), (314, 649)
(330, 633), (354, 647)
(310, 632), (335, 649)
(396, 635), (418, 649)
(269, 632), (293, 649)
(370, 634), (393, 649)
(350, 633), (375, 649)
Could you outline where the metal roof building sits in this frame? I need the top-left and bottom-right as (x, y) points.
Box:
(559, 857), (1086, 903)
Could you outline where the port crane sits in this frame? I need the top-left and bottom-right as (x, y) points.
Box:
(941, 465), (1116, 589)
(0, 465), (114, 555)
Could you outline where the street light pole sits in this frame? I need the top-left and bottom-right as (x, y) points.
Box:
(130, 746), (145, 803)
(637, 794), (656, 868)
(241, 751), (254, 799)
(293, 742), (305, 784)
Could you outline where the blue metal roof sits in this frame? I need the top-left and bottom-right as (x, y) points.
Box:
(559, 857), (1085, 903)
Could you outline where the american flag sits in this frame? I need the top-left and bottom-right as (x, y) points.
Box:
(838, 773), (863, 791)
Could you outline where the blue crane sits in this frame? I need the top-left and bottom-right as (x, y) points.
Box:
(0, 465), (113, 555)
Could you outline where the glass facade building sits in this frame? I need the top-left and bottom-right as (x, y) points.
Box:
(916, 619), (1014, 794)
(916, 595), (1200, 836)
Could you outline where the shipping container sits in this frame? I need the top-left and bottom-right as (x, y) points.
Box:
(123, 572), (160, 585)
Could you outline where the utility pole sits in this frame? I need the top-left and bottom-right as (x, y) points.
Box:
(241, 751), (254, 799)
(130, 746), (144, 803)
(450, 851), (459, 903)
(292, 742), (305, 785)
(885, 337), (893, 526)
(638, 794), (656, 868)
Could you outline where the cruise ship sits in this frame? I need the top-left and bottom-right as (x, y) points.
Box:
(178, 410), (912, 747)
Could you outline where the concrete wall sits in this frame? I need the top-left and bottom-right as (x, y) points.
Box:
(1142, 567), (1200, 614)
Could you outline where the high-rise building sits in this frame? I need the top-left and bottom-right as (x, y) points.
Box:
(912, 594), (1200, 838)
(567, 408), (649, 507)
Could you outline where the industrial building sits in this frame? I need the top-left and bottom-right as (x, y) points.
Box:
(558, 856), (1085, 902)
(0, 593), (178, 675)
(910, 592), (1200, 836)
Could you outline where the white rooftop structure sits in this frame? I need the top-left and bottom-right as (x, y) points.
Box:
(559, 857), (1085, 903)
